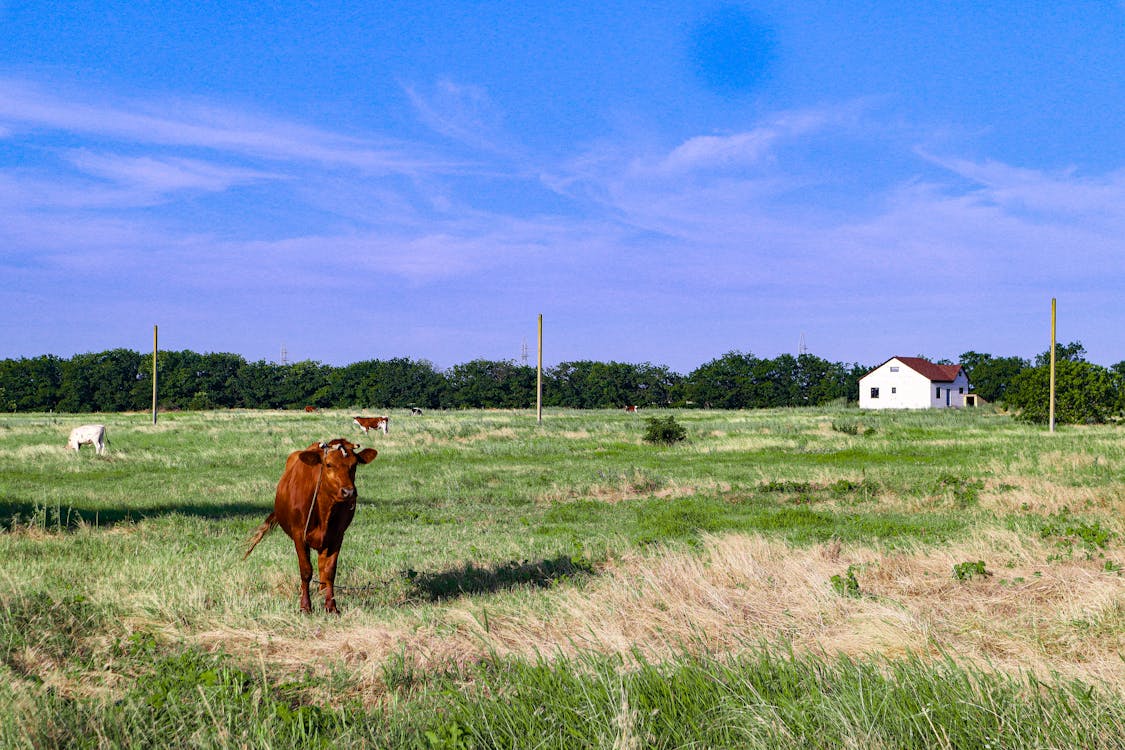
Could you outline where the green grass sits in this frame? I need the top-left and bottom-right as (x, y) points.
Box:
(6, 639), (1121, 749)
(422, 648), (1125, 750)
(1, 406), (1123, 747)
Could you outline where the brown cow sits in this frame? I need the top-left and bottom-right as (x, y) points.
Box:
(353, 415), (389, 434)
(304, 405), (317, 413)
(244, 438), (378, 613)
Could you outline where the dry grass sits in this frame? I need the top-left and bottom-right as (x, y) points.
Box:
(197, 530), (1124, 705)
(537, 471), (732, 505)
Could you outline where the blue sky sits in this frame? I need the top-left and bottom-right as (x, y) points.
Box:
(3, 1), (1124, 373)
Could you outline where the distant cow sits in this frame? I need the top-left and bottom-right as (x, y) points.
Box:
(624, 405), (639, 413)
(353, 415), (389, 434)
(304, 406), (317, 413)
(244, 439), (378, 613)
(67, 424), (107, 454)
(410, 407), (423, 416)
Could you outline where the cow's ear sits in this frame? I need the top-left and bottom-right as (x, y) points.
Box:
(356, 448), (378, 464)
(297, 449), (322, 466)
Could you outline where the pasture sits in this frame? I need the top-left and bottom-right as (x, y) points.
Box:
(1, 407), (1123, 748)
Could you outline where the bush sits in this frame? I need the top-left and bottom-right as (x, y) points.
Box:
(642, 416), (687, 445)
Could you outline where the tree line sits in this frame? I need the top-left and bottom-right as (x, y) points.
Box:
(1, 343), (1122, 423)
(0, 349), (864, 413)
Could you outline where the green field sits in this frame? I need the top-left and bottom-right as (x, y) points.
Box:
(2, 407), (1123, 748)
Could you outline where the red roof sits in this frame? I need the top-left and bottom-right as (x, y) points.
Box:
(870, 356), (964, 382)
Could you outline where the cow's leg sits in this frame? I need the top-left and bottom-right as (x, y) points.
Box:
(294, 539), (314, 613)
(318, 547), (342, 614)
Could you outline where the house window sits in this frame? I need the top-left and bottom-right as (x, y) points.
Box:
(870, 387), (880, 399)
(959, 387), (964, 394)
(936, 387), (941, 398)
(891, 387), (897, 394)
(889, 366), (899, 372)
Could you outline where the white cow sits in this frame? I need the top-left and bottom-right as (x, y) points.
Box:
(67, 424), (107, 455)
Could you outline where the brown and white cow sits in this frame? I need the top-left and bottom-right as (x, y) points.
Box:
(353, 415), (389, 435)
(67, 424), (107, 454)
(624, 405), (639, 413)
(244, 439), (378, 613)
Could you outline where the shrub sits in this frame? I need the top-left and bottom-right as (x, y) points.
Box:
(642, 416), (687, 445)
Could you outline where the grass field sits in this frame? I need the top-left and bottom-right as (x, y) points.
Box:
(1, 407), (1123, 748)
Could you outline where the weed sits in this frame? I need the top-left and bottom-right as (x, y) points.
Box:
(953, 560), (991, 581)
(424, 721), (473, 750)
(830, 565), (862, 598)
(933, 474), (984, 508)
(1040, 507), (1115, 559)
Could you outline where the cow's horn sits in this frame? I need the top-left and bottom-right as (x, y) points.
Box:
(318, 441), (328, 450)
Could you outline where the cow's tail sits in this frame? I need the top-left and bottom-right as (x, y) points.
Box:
(243, 512), (277, 559)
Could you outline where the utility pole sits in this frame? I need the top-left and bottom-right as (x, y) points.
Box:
(1049, 298), (1056, 433)
(536, 314), (543, 424)
(151, 325), (158, 425)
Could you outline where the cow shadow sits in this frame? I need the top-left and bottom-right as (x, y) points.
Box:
(400, 554), (597, 602)
(0, 496), (268, 532)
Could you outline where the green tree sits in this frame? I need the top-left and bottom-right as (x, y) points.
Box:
(1005, 358), (1119, 424)
(232, 360), (284, 408)
(682, 351), (759, 408)
(57, 349), (145, 412)
(446, 359), (535, 408)
(546, 361), (681, 408)
(794, 354), (863, 405)
(155, 350), (247, 409)
(959, 351), (1029, 404)
(0, 355), (63, 411)
(345, 358), (446, 409)
(1034, 341), (1087, 367)
(275, 360), (331, 409)
(1112, 361), (1125, 414)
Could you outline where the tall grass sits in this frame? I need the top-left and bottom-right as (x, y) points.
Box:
(4, 641), (1122, 748)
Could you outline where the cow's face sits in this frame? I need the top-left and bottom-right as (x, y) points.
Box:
(298, 439), (378, 503)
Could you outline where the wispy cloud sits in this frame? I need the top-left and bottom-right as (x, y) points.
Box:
(404, 78), (518, 158)
(655, 109), (834, 175)
(919, 151), (1125, 223)
(0, 77), (466, 176)
(63, 150), (281, 194)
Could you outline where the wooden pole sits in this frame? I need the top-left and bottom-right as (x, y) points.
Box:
(152, 325), (158, 425)
(1048, 298), (1056, 433)
(536, 314), (543, 424)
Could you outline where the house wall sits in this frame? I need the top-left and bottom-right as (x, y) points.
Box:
(859, 360), (932, 409)
(859, 358), (971, 410)
(930, 371), (969, 408)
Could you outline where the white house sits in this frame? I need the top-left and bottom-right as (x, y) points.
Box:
(858, 356), (971, 410)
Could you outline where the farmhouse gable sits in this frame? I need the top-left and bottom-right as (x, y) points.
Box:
(858, 356), (971, 410)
